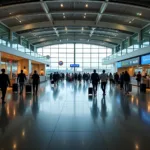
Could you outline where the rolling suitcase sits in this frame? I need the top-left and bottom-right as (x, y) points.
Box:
(88, 87), (93, 95)
(26, 84), (32, 93)
(128, 84), (132, 92)
(140, 84), (146, 93)
(13, 83), (18, 92)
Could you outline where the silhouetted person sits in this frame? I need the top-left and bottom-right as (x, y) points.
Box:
(120, 72), (124, 90)
(124, 71), (130, 94)
(100, 70), (108, 95)
(136, 71), (141, 87)
(17, 70), (27, 94)
(91, 69), (99, 94)
(32, 70), (40, 94)
(78, 73), (82, 83)
(114, 72), (119, 85)
(0, 69), (10, 104)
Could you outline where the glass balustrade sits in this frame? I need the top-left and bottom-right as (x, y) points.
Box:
(102, 41), (150, 62)
(0, 38), (49, 62)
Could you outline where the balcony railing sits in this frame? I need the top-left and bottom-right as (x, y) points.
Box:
(102, 41), (150, 62)
(0, 39), (49, 62)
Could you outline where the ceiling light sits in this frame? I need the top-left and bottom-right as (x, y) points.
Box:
(83, 15), (86, 19)
(84, 13), (86, 15)
(63, 16), (66, 19)
(9, 12), (12, 15)
(85, 4), (88, 8)
(137, 13), (142, 16)
(82, 27), (84, 31)
(63, 13), (65, 15)
(60, 3), (64, 7)
(129, 21), (132, 24)
(19, 20), (22, 23)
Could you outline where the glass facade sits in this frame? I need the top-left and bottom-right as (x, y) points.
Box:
(37, 44), (112, 73)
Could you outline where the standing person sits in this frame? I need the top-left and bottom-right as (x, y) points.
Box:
(78, 73), (82, 83)
(17, 70), (27, 94)
(100, 70), (108, 95)
(0, 69), (10, 104)
(124, 71), (130, 94)
(136, 71), (141, 87)
(91, 70), (99, 95)
(108, 73), (113, 86)
(120, 72), (124, 90)
(32, 70), (40, 94)
(114, 72), (119, 85)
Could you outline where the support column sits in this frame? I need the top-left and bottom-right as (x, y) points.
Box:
(128, 37), (132, 47)
(138, 31), (142, 48)
(74, 43), (75, 73)
(9, 31), (13, 48)
(0, 52), (1, 70)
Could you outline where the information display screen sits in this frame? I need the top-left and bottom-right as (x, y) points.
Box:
(141, 54), (150, 65)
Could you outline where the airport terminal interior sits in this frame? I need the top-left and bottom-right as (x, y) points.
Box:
(0, 0), (150, 150)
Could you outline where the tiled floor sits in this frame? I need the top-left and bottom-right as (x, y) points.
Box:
(0, 81), (150, 150)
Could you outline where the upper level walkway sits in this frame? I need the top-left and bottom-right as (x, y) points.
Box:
(0, 81), (150, 150)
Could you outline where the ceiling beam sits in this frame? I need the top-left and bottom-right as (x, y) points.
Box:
(96, 1), (108, 25)
(30, 34), (121, 44)
(35, 40), (114, 49)
(11, 20), (140, 33)
(40, 0), (59, 37)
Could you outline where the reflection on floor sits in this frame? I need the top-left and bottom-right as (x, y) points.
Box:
(0, 81), (150, 150)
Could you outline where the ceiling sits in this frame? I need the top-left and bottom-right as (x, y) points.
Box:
(0, 0), (150, 48)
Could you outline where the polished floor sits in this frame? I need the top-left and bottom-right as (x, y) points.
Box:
(0, 81), (150, 150)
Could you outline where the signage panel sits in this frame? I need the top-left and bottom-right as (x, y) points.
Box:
(121, 57), (139, 67)
(70, 64), (80, 67)
(116, 62), (122, 68)
(141, 54), (150, 65)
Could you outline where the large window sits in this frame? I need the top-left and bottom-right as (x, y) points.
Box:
(37, 44), (112, 73)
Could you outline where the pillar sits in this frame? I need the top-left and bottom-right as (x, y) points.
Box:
(74, 43), (75, 73)
(9, 31), (13, 47)
(112, 63), (117, 73)
(0, 52), (1, 70)
(138, 31), (142, 48)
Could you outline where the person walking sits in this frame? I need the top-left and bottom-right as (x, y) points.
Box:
(17, 70), (27, 94)
(120, 72), (124, 90)
(32, 70), (40, 94)
(100, 70), (108, 95)
(0, 69), (10, 104)
(91, 70), (99, 95)
(114, 72), (119, 85)
(108, 73), (113, 86)
(124, 71), (130, 94)
(136, 71), (142, 87)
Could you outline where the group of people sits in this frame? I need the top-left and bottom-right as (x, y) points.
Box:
(0, 69), (40, 104)
(108, 71), (132, 94)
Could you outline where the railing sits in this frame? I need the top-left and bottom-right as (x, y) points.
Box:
(0, 39), (49, 62)
(102, 41), (150, 62)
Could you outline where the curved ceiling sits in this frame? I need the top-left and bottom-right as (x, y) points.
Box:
(0, 0), (150, 48)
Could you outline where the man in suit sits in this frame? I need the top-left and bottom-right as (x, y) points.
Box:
(17, 70), (27, 94)
(0, 69), (10, 104)
(32, 70), (40, 94)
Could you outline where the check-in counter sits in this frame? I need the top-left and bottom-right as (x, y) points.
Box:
(130, 77), (150, 88)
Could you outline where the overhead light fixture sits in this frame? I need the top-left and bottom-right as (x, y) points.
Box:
(19, 20), (22, 23)
(65, 27), (67, 31)
(129, 21), (132, 24)
(82, 27), (84, 31)
(84, 13), (86, 15)
(83, 15), (86, 19)
(63, 16), (66, 19)
(137, 12), (142, 16)
(85, 4), (88, 8)
(9, 12), (12, 15)
(63, 13), (65, 15)
(60, 3), (64, 7)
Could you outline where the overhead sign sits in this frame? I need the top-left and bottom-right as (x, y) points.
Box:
(70, 64), (79, 67)
(141, 54), (150, 65)
(117, 57), (140, 68)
